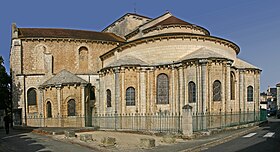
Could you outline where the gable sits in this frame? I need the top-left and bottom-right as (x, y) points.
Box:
(102, 13), (151, 38)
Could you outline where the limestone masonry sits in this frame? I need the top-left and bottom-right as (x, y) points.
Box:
(10, 12), (261, 127)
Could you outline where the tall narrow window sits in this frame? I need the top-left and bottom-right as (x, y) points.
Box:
(27, 88), (37, 105)
(90, 86), (95, 100)
(157, 73), (169, 104)
(126, 87), (135, 106)
(68, 99), (76, 116)
(46, 101), (52, 118)
(230, 72), (235, 100)
(213, 80), (222, 101)
(106, 89), (112, 107)
(78, 46), (88, 73)
(188, 81), (196, 103)
(247, 86), (254, 102)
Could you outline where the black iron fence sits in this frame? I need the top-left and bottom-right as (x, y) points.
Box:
(192, 111), (261, 132)
(93, 112), (182, 134)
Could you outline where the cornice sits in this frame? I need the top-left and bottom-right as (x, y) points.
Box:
(100, 33), (240, 61)
(19, 37), (123, 45)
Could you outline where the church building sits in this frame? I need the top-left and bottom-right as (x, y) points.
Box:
(10, 12), (261, 127)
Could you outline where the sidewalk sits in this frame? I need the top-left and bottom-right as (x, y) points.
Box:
(25, 122), (263, 152)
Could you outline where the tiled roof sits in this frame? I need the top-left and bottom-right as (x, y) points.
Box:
(18, 28), (125, 42)
(233, 58), (259, 69)
(105, 56), (148, 68)
(40, 70), (88, 88)
(153, 16), (192, 27)
(179, 47), (227, 61)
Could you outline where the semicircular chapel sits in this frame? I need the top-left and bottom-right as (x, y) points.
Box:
(10, 12), (261, 127)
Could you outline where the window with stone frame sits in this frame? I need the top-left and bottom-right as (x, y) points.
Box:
(247, 86), (254, 102)
(213, 80), (222, 101)
(90, 86), (95, 100)
(46, 101), (52, 118)
(126, 87), (135, 106)
(188, 81), (196, 103)
(27, 88), (37, 105)
(157, 73), (169, 104)
(230, 72), (235, 100)
(67, 99), (76, 116)
(106, 89), (112, 107)
(78, 46), (88, 72)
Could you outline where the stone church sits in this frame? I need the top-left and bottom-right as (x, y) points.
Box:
(10, 12), (261, 127)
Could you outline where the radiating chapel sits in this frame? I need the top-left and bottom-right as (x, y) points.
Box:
(10, 12), (261, 127)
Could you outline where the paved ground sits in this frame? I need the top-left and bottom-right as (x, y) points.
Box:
(46, 123), (260, 152)
(203, 117), (280, 152)
(0, 121), (268, 152)
(0, 128), (96, 152)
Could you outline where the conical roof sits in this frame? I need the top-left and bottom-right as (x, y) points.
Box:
(233, 58), (259, 69)
(105, 55), (148, 68)
(41, 69), (88, 88)
(179, 47), (227, 62)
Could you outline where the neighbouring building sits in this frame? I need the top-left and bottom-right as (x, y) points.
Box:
(10, 12), (261, 127)
(260, 86), (277, 110)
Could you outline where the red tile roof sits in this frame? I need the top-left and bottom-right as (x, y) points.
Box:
(18, 28), (125, 42)
(153, 16), (192, 27)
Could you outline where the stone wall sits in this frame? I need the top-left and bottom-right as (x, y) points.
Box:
(21, 40), (117, 75)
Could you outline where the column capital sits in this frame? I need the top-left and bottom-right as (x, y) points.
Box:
(55, 84), (62, 89)
(113, 67), (121, 73)
(199, 59), (208, 65)
(226, 60), (233, 66)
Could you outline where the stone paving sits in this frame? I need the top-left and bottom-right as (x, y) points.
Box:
(16, 121), (264, 152)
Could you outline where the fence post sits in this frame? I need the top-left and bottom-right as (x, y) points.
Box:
(182, 105), (193, 136)
(114, 111), (117, 131)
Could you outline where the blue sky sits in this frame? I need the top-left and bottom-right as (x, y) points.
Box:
(0, 0), (279, 92)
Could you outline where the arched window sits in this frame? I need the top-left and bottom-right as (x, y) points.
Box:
(68, 99), (76, 116)
(188, 81), (196, 103)
(27, 88), (37, 105)
(126, 87), (135, 106)
(106, 89), (112, 107)
(230, 72), (235, 100)
(79, 46), (88, 60)
(247, 86), (254, 102)
(157, 73), (169, 104)
(78, 46), (88, 73)
(213, 80), (222, 101)
(90, 86), (95, 100)
(46, 101), (52, 118)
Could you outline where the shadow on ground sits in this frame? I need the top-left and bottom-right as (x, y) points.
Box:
(0, 127), (49, 152)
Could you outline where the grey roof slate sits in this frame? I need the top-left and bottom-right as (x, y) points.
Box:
(179, 47), (227, 62)
(41, 69), (88, 87)
(233, 58), (259, 69)
(105, 56), (149, 68)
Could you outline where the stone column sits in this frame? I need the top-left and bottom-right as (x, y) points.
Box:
(171, 65), (176, 113)
(114, 68), (120, 114)
(140, 69), (146, 113)
(39, 89), (44, 127)
(178, 66), (184, 114)
(182, 104), (193, 137)
(239, 70), (244, 112)
(208, 62), (212, 113)
(114, 68), (120, 129)
(225, 61), (232, 112)
(81, 84), (86, 127)
(195, 62), (200, 114)
(121, 68), (125, 114)
(199, 59), (207, 114)
(56, 85), (62, 127)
